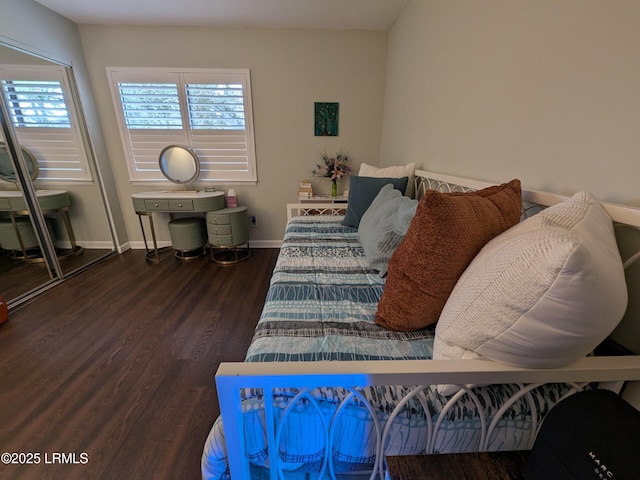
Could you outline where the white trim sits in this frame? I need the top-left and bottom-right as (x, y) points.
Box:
(249, 239), (281, 248)
(129, 240), (172, 250)
(128, 239), (281, 249)
(54, 240), (116, 250)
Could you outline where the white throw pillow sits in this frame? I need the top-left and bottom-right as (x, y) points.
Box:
(433, 192), (627, 394)
(359, 162), (416, 198)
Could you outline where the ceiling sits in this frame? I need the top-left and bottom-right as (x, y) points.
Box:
(34, 0), (409, 31)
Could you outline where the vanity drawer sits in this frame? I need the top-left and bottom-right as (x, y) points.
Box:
(144, 199), (170, 211)
(169, 199), (194, 211)
(206, 223), (231, 236)
(206, 212), (230, 225)
(208, 234), (234, 246)
(206, 206), (249, 249)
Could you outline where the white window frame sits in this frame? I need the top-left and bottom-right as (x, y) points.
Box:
(106, 67), (258, 185)
(0, 64), (93, 182)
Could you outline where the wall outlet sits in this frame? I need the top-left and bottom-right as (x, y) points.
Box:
(250, 215), (257, 227)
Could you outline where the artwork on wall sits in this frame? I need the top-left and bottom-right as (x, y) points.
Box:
(314, 102), (339, 136)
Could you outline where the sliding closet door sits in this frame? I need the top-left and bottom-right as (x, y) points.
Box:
(0, 112), (58, 301)
(0, 42), (117, 307)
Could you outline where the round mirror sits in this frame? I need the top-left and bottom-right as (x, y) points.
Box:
(0, 142), (39, 183)
(159, 145), (200, 186)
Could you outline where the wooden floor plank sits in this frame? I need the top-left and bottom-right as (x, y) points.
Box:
(0, 248), (278, 480)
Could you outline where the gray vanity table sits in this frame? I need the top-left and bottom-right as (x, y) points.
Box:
(131, 144), (250, 263)
(0, 142), (83, 261)
(0, 189), (83, 261)
(132, 190), (225, 262)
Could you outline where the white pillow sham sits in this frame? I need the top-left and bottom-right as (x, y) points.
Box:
(359, 162), (416, 198)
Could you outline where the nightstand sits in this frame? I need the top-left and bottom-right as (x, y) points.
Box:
(295, 194), (348, 216)
(298, 194), (348, 204)
(206, 206), (250, 264)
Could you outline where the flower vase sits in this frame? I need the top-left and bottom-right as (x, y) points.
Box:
(331, 179), (338, 197)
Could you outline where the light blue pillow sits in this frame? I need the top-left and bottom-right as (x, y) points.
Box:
(358, 184), (418, 277)
(342, 175), (408, 228)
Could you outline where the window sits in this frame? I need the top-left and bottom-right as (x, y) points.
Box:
(107, 68), (257, 184)
(0, 65), (93, 182)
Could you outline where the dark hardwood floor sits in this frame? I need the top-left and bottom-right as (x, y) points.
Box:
(0, 247), (279, 480)
(0, 248), (114, 302)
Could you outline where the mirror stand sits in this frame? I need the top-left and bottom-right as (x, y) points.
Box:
(159, 144), (200, 189)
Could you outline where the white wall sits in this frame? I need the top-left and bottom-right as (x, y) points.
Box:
(79, 25), (388, 245)
(381, 0), (640, 206)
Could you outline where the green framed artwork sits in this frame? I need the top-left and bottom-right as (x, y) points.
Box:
(314, 102), (339, 136)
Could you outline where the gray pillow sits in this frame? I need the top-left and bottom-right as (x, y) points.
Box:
(358, 184), (418, 277)
(342, 175), (408, 227)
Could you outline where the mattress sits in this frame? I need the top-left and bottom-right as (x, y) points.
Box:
(202, 216), (572, 479)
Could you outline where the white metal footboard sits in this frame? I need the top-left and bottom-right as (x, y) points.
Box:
(216, 356), (640, 480)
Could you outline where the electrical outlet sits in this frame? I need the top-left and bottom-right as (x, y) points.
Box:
(250, 215), (257, 227)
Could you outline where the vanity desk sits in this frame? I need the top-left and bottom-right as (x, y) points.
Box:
(132, 190), (225, 262)
(0, 189), (83, 261)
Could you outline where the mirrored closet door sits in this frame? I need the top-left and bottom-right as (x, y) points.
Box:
(0, 42), (116, 306)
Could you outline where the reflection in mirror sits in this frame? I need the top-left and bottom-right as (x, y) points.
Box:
(0, 122), (56, 298)
(0, 142), (39, 183)
(0, 42), (116, 306)
(159, 145), (200, 187)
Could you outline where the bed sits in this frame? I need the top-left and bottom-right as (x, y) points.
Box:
(202, 169), (640, 480)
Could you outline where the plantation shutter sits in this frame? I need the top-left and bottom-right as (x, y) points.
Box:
(0, 65), (92, 182)
(107, 68), (257, 183)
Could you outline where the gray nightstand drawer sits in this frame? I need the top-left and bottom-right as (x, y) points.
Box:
(206, 213), (230, 225)
(169, 199), (194, 211)
(206, 206), (249, 249)
(206, 206), (250, 264)
(207, 224), (231, 236)
(145, 199), (170, 211)
(208, 234), (234, 246)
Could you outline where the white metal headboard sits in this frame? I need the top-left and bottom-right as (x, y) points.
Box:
(414, 169), (640, 227)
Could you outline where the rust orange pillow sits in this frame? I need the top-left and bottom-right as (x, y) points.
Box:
(375, 179), (522, 331)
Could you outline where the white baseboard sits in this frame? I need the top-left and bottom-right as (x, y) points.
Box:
(129, 240), (172, 250)
(249, 240), (282, 248)
(128, 239), (282, 250)
(55, 240), (118, 250)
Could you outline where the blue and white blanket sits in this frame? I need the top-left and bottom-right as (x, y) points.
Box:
(246, 216), (433, 363)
